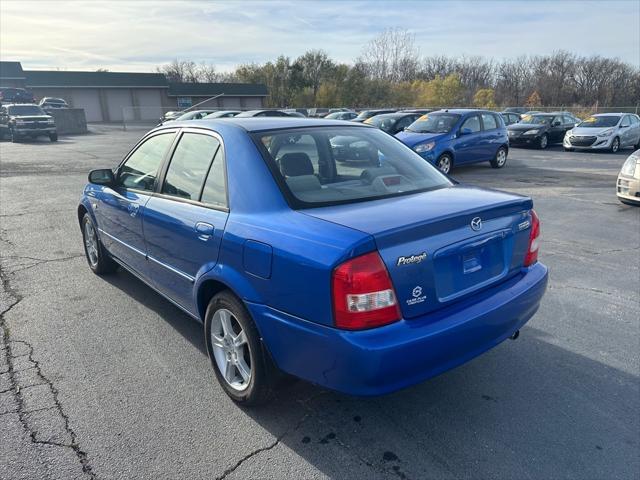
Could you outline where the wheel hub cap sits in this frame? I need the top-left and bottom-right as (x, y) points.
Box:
(84, 222), (99, 266)
(210, 309), (251, 391)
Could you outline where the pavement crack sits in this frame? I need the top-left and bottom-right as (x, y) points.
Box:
(3, 254), (84, 274)
(215, 411), (311, 480)
(0, 264), (97, 479)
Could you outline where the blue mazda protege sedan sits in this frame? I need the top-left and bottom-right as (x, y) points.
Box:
(79, 118), (547, 405)
(395, 109), (509, 174)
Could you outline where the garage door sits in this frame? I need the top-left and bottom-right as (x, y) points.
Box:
(135, 89), (163, 120)
(106, 89), (132, 122)
(221, 97), (241, 109)
(70, 89), (102, 122)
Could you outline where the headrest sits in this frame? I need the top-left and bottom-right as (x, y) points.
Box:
(280, 152), (314, 177)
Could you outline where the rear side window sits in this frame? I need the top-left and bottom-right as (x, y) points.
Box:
(118, 133), (175, 191)
(481, 113), (497, 130)
(461, 115), (481, 133)
(162, 133), (220, 200)
(200, 148), (227, 207)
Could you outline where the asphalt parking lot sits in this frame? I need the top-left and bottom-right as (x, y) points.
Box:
(1, 126), (638, 480)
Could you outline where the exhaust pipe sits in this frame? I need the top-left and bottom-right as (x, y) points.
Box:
(510, 330), (520, 340)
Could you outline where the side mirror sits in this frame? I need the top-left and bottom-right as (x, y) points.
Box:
(553, 121), (561, 126)
(88, 168), (115, 186)
(459, 127), (472, 136)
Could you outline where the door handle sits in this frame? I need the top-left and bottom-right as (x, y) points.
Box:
(195, 222), (214, 240)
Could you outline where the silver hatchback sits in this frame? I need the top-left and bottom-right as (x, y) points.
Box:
(564, 113), (640, 152)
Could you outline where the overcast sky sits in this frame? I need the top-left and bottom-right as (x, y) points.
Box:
(2, 0), (638, 72)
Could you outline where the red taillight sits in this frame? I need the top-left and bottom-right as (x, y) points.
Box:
(524, 209), (540, 267)
(332, 251), (401, 330)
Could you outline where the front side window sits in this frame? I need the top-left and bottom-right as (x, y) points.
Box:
(481, 113), (497, 130)
(254, 127), (452, 207)
(118, 133), (175, 191)
(461, 115), (481, 133)
(162, 133), (220, 200)
(620, 116), (631, 127)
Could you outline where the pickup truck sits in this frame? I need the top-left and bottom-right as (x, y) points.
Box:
(0, 104), (58, 142)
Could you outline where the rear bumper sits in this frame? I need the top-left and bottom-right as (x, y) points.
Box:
(250, 262), (548, 396)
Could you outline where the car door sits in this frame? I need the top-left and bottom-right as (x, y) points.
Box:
(619, 115), (635, 147)
(96, 131), (176, 276)
(454, 114), (483, 164)
(629, 115), (640, 146)
(545, 116), (564, 143)
(479, 113), (502, 161)
(0, 106), (8, 136)
(143, 129), (229, 311)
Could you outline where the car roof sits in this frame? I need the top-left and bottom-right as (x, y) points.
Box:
(430, 108), (495, 115)
(3, 103), (39, 107)
(592, 113), (625, 117)
(372, 112), (417, 119)
(155, 117), (371, 133)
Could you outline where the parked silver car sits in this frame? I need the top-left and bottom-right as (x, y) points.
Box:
(564, 113), (640, 152)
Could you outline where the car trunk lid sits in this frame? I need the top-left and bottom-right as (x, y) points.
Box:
(303, 185), (533, 319)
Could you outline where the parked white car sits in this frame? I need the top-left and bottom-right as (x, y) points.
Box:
(564, 113), (640, 152)
(617, 150), (640, 206)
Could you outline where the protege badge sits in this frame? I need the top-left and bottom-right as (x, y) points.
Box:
(397, 252), (427, 266)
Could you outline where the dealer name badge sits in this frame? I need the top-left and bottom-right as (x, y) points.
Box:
(407, 285), (427, 306)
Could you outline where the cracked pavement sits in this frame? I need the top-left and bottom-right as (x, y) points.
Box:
(1, 125), (638, 479)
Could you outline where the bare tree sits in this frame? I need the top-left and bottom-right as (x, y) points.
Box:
(496, 56), (531, 106)
(359, 28), (420, 82)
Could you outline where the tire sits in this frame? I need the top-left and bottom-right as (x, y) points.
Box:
(204, 291), (277, 406)
(81, 213), (117, 274)
(490, 146), (508, 168)
(610, 137), (620, 153)
(10, 128), (19, 143)
(537, 134), (548, 149)
(49, 133), (58, 142)
(436, 153), (453, 174)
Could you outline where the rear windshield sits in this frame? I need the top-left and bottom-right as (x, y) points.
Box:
(7, 105), (46, 116)
(578, 116), (620, 128)
(253, 127), (452, 208)
(406, 113), (460, 133)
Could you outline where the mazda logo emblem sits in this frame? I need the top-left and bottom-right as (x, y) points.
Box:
(471, 217), (482, 231)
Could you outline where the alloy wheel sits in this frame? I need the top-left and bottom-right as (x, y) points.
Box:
(210, 308), (252, 391)
(83, 220), (99, 267)
(539, 135), (548, 149)
(438, 155), (451, 174)
(612, 138), (619, 153)
(496, 149), (507, 167)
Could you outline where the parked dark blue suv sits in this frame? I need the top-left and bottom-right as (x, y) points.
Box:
(396, 109), (509, 173)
